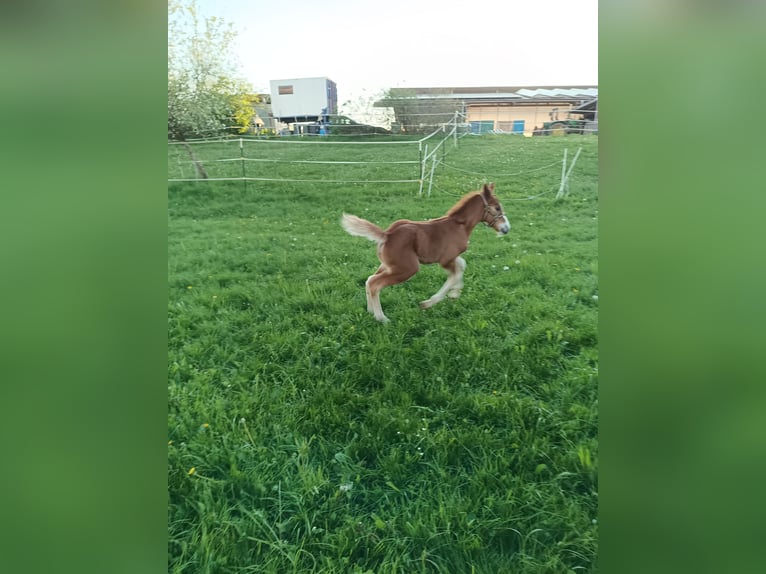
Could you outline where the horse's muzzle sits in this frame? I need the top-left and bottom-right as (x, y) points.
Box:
(496, 216), (510, 235)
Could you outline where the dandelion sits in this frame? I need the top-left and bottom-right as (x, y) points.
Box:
(168, 440), (173, 445)
(188, 467), (196, 476)
(515, 260), (521, 265)
(503, 266), (510, 271)
(572, 288), (579, 293)
(339, 482), (353, 493)
(187, 285), (193, 289)
(202, 423), (209, 428)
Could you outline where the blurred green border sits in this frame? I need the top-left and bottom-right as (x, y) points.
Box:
(0, 3), (167, 573)
(3, 2), (765, 572)
(601, 4), (766, 573)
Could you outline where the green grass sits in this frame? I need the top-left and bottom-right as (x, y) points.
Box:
(168, 134), (598, 573)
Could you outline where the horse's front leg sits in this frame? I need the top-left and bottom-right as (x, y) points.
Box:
(447, 256), (466, 299)
(420, 257), (466, 309)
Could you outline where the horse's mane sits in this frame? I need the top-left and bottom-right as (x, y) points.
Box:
(446, 191), (481, 217)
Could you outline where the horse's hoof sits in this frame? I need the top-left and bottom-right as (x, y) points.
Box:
(420, 299), (432, 309)
(376, 315), (390, 323)
(447, 290), (461, 299)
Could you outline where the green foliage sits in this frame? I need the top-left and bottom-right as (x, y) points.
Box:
(168, 0), (254, 140)
(379, 88), (460, 133)
(168, 135), (598, 572)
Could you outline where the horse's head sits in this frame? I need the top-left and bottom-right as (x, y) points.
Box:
(479, 183), (510, 236)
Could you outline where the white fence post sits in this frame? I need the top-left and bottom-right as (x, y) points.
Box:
(563, 147), (582, 196)
(418, 143), (428, 197)
(240, 137), (245, 191)
(557, 148), (568, 198)
(556, 147), (582, 198)
(427, 153), (438, 197)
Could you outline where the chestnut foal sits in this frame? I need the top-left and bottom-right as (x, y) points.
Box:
(341, 183), (510, 322)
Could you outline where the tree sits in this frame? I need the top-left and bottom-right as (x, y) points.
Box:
(376, 88), (460, 134)
(338, 88), (395, 131)
(168, 0), (256, 140)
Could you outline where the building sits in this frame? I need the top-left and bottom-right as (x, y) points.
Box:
(269, 77), (338, 134)
(376, 86), (598, 136)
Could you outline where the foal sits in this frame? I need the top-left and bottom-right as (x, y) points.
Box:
(341, 182), (510, 322)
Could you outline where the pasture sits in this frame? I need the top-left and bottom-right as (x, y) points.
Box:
(168, 134), (599, 573)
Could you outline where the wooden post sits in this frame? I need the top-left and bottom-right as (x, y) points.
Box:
(182, 142), (208, 179)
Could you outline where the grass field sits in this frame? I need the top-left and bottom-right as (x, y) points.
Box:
(168, 134), (599, 573)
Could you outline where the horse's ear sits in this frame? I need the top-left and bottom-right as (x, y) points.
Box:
(482, 182), (495, 196)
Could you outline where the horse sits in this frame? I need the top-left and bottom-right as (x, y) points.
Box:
(341, 182), (510, 322)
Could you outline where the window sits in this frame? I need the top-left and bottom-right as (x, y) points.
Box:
(278, 85), (293, 95)
(470, 120), (494, 134)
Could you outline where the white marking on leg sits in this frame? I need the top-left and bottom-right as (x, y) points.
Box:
(422, 259), (464, 308)
(373, 294), (389, 322)
(421, 277), (450, 307)
(365, 276), (374, 313)
(448, 257), (466, 298)
(366, 276), (389, 322)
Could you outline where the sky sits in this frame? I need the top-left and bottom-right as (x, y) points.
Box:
(194, 0), (598, 118)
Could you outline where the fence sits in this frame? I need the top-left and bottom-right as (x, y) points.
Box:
(168, 113), (588, 201)
(168, 112), (470, 196)
(426, 145), (584, 202)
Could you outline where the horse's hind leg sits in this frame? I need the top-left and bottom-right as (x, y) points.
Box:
(420, 256), (466, 309)
(366, 261), (419, 323)
(365, 265), (385, 313)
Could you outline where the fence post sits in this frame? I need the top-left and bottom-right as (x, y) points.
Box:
(418, 140), (423, 180)
(556, 148), (568, 198)
(418, 143), (428, 197)
(240, 138), (246, 192)
(556, 147), (582, 198)
(427, 153), (438, 197)
(563, 147), (582, 197)
(453, 111), (458, 148)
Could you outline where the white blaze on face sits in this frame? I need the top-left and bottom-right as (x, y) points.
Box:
(497, 215), (510, 235)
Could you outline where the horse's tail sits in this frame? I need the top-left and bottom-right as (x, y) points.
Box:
(341, 213), (386, 244)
